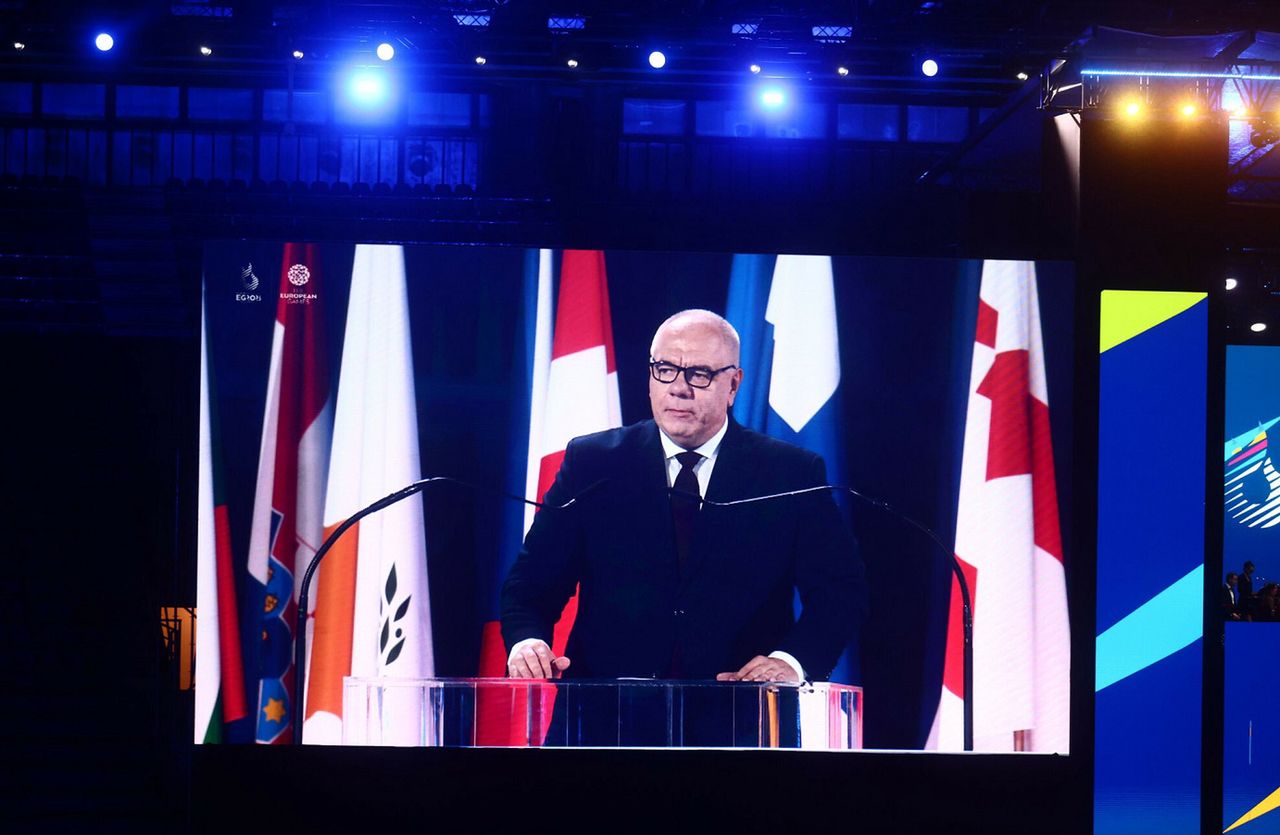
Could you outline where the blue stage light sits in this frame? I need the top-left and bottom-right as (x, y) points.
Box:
(350, 70), (387, 102)
(759, 86), (787, 110)
(648, 50), (666, 69)
(336, 66), (398, 123)
(376, 42), (395, 61)
(95, 33), (114, 52)
(921, 58), (939, 77)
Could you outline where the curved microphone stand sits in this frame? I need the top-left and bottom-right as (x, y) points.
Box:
(289, 477), (598, 744)
(697, 484), (975, 752)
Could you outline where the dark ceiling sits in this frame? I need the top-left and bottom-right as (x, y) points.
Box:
(5, 1), (1280, 90)
(2, 1), (1279, 339)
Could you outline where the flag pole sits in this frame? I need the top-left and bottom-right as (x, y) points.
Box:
(953, 562), (974, 752)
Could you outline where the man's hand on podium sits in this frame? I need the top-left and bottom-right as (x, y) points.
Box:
(716, 655), (800, 683)
(507, 639), (572, 678)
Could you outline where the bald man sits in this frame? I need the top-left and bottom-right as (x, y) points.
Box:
(501, 310), (866, 685)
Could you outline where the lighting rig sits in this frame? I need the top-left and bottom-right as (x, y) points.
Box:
(0, 3), (1041, 102)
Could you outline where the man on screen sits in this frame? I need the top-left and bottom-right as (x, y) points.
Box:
(501, 309), (866, 684)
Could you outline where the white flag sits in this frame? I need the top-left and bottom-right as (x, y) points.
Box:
(304, 244), (433, 745)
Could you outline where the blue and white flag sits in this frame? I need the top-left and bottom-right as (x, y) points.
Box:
(726, 253), (846, 488)
(725, 253), (852, 681)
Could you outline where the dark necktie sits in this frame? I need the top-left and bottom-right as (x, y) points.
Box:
(670, 451), (703, 576)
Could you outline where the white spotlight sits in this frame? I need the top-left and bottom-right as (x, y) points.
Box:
(566, 57), (579, 68)
(95, 33), (114, 52)
(376, 42), (395, 61)
(474, 55), (487, 65)
(1225, 278), (1238, 291)
(1251, 322), (1268, 333)
(749, 63), (761, 74)
(347, 68), (390, 109)
(199, 45), (212, 57)
(648, 50), (666, 69)
(837, 66), (850, 77)
(759, 86), (787, 109)
(292, 49), (305, 60)
(921, 58), (938, 77)
(1016, 71), (1029, 81)
(14, 41), (25, 51)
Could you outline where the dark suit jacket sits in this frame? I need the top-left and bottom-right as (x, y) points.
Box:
(1221, 583), (1240, 619)
(500, 419), (867, 681)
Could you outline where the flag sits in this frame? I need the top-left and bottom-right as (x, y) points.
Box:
(530, 249), (622, 658)
(245, 243), (333, 744)
(724, 253), (853, 682)
(476, 249), (620, 745)
(303, 244), (434, 746)
(928, 259), (1070, 753)
(475, 249), (554, 744)
(194, 284), (249, 743)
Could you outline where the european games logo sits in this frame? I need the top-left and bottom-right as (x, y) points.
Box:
(280, 262), (317, 305)
(235, 263), (261, 302)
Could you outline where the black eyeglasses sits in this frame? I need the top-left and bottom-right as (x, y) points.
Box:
(649, 361), (738, 389)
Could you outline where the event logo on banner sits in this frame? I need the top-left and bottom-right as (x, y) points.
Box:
(235, 263), (262, 302)
(280, 262), (317, 305)
(1224, 418), (1280, 530)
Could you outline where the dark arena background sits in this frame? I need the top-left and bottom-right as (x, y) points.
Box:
(4, 2), (1280, 833)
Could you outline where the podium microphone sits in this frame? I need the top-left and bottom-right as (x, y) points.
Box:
(291, 476), (607, 744)
(695, 483), (976, 753)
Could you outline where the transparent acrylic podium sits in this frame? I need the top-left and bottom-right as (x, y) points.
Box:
(342, 677), (862, 749)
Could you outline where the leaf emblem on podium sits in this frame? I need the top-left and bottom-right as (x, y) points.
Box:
(379, 564), (412, 666)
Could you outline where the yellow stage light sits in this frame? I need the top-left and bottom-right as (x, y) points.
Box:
(1123, 101), (1141, 118)
(1180, 103), (1197, 117)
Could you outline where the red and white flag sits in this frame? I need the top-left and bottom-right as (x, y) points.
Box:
(531, 249), (622, 652)
(246, 243), (334, 744)
(303, 244), (434, 746)
(928, 260), (1070, 753)
(476, 249), (621, 745)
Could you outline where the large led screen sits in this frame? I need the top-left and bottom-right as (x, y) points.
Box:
(195, 242), (1074, 752)
(1222, 345), (1280, 834)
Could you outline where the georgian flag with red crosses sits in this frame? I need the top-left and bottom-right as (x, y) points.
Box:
(927, 260), (1070, 753)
